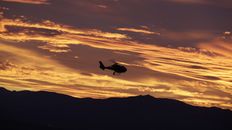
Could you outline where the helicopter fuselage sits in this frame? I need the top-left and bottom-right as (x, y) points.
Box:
(99, 61), (127, 75)
(106, 64), (127, 73)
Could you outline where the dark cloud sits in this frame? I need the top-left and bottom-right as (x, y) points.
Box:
(80, 72), (93, 76)
(202, 76), (221, 80)
(189, 65), (208, 70)
(5, 26), (63, 36)
(23, 79), (64, 86)
(2, 0), (232, 47)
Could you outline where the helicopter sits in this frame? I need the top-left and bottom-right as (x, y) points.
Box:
(99, 61), (127, 75)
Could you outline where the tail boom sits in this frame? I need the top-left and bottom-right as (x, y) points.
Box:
(99, 61), (105, 70)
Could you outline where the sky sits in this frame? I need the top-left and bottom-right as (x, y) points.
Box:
(0, 0), (231, 109)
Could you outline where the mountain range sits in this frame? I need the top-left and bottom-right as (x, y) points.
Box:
(0, 87), (231, 130)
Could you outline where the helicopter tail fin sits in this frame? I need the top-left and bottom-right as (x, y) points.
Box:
(99, 61), (105, 70)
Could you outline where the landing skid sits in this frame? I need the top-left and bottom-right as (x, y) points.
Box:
(113, 72), (120, 75)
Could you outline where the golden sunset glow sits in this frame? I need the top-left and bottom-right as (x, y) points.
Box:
(0, 0), (231, 110)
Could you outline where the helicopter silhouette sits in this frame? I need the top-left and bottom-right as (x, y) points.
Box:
(99, 61), (127, 75)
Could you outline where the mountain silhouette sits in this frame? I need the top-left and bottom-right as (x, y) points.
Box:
(0, 87), (231, 130)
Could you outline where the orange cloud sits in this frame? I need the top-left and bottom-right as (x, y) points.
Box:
(1, 0), (49, 4)
(198, 39), (232, 58)
(0, 18), (129, 39)
(116, 27), (160, 35)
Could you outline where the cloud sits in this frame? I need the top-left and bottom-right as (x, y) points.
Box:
(198, 38), (232, 58)
(116, 27), (160, 35)
(38, 44), (71, 53)
(0, 8), (232, 110)
(162, 31), (215, 41)
(97, 4), (108, 9)
(166, 0), (232, 8)
(188, 65), (208, 70)
(202, 76), (221, 80)
(0, 18), (129, 40)
(0, 42), (141, 98)
(167, 0), (208, 5)
(0, 60), (16, 70)
(1, 0), (49, 4)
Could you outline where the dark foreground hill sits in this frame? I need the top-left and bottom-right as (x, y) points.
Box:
(0, 87), (231, 130)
